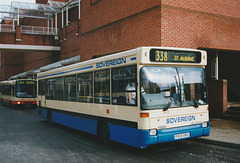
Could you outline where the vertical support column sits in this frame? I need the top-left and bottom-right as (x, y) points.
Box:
(51, 18), (53, 34)
(12, 20), (15, 31)
(0, 50), (1, 67)
(15, 25), (21, 42)
(17, 8), (20, 25)
(62, 9), (64, 28)
(55, 13), (57, 35)
(66, 6), (68, 26)
(78, 0), (81, 19)
(215, 52), (219, 80)
(47, 18), (49, 35)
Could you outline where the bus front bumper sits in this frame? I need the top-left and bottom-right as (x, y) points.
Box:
(139, 122), (210, 148)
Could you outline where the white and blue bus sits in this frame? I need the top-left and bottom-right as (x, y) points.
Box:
(37, 47), (210, 148)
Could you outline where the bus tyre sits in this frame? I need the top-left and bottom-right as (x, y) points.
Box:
(47, 109), (53, 124)
(98, 120), (110, 144)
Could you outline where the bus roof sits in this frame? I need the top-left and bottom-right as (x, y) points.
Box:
(37, 47), (207, 79)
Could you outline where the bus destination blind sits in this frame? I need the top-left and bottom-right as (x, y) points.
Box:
(150, 49), (201, 63)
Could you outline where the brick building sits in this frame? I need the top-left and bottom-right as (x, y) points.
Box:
(0, 0), (240, 114)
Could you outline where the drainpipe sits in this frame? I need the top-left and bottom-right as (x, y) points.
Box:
(216, 52), (219, 80)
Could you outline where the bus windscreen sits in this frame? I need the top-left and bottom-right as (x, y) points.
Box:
(16, 81), (37, 98)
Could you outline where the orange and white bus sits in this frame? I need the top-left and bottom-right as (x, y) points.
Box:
(0, 80), (37, 108)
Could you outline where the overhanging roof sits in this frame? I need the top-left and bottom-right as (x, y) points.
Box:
(0, 0), (79, 20)
(9, 55), (80, 80)
(0, 44), (60, 52)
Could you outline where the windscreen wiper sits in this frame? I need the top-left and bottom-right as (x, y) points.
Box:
(163, 98), (173, 111)
(193, 100), (198, 108)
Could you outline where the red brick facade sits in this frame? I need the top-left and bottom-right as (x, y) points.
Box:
(0, 0), (240, 80)
(60, 0), (240, 62)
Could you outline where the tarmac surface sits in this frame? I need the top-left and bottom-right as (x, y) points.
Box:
(197, 118), (240, 148)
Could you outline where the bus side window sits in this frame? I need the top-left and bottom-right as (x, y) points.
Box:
(64, 75), (76, 102)
(112, 65), (137, 106)
(46, 78), (55, 100)
(54, 77), (64, 101)
(77, 72), (93, 103)
(94, 69), (110, 104)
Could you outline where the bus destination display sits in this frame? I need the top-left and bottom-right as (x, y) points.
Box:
(19, 81), (36, 85)
(150, 49), (201, 63)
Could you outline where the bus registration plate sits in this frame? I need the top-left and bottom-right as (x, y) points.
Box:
(174, 132), (190, 140)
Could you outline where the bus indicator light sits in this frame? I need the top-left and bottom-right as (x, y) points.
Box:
(140, 113), (149, 117)
(106, 109), (110, 114)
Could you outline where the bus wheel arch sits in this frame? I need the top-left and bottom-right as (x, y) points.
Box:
(97, 119), (110, 144)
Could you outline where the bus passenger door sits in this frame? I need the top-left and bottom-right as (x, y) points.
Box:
(40, 95), (46, 108)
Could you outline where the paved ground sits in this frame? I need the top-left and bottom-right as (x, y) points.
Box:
(199, 118), (240, 146)
(0, 105), (240, 163)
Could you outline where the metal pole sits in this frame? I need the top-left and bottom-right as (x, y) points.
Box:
(12, 20), (14, 31)
(51, 18), (53, 34)
(62, 9), (64, 28)
(55, 13), (57, 35)
(17, 8), (20, 25)
(66, 6), (68, 26)
(216, 52), (219, 80)
(47, 19), (49, 35)
(79, 0), (81, 19)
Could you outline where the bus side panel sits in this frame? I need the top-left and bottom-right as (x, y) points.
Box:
(51, 111), (98, 135)
(109, 123), (140, 147)
(37, 107), (48, 119)
(109, 124), (158, 148)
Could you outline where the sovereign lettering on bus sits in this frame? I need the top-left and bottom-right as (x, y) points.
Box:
(96, 57), (127, 68)
(166, 115), (196, 124)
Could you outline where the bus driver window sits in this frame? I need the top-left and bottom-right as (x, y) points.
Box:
(112, 65), (137, 106)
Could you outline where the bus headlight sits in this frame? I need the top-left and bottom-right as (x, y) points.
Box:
(149, 129), (157, 136)
(17, 101), (21, 104)
(202, 122), (208, 128)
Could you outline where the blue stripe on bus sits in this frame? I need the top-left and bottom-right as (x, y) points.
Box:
(37, 65), (93, 79)
(37, 106), (210, 148)
(52, 111), (98, 135)
(130, 57), (136, 61)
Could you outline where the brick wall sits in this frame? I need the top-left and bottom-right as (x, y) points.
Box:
(0, 52), (23, 80)
(160, 5), (240, 50)
(60, 0), (240, 62)
(161, 0), (240, 18)
(81, 0), (161, 33)
(1, 0), (240, 80)
(79, 6), (162, 61)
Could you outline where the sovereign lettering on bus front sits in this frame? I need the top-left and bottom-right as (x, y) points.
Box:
(166, 115), (196, 124)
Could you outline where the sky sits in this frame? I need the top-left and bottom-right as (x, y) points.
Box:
(0, 0), (36, 5)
